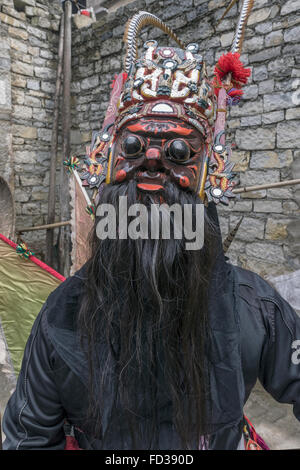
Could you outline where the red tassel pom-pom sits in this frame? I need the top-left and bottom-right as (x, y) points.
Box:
(213, 52), (251, 96)
(227, 88), (243, 98)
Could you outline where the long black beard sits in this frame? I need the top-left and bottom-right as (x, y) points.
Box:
(77, 180), (221, 449)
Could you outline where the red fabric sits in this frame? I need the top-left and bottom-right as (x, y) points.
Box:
(244, 415), (270, 450)
(65, 436), (82, 450)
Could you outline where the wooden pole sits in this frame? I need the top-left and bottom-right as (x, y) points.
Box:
(46, 15), (65, 266)
(232, 178), (300, 194)
(0, 412), (2, 450)
(17, 220), (71, 234)
(59, 0), (72, 277)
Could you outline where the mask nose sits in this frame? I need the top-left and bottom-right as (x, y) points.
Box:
(144, 147), (162, 170)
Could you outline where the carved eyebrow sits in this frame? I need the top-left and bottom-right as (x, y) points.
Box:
(127, 122), (195, 137)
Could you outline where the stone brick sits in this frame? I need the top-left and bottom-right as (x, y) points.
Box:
(32, 108), (47, 121)
(230, 99), (264, 117)
(11, 61), (33, 77)
(41, 81), (55, 93)
(23, 0), (36, 6)
(27, 79), (40, 91)
(254, 200), (283, 213)
(12, 125), (37, 139)
(249, 47), (281, 64)
(15, 150), (36, 164)
(284, 25), (300, 43)
(231, 150), (250, 172)
(286, 108), (300, 120)
(248, 7), (271, 25)
(100, 39), (122, 57)
(267, 187), (294, 199)
(31, 17), (51, 30)
(10, 50), (32, 66)
(282, 200), (299, 212)
(277, 121), (300, 148)
(267, 57), (295, 78)
(227, 118), (240, 128)
(33, 57), (47, 67)
(12, 88), (24, 105)
(2, 5), (26, 21)
(258, 79), (274, 95)
(264, 93), (294, 112)
(230, 216), (265, 241)
(8, 26), (28, 41)
(37, 128), (52, 142)
(243, 37), (264, 54)
(232, 200), (253, 212)
(12, 104), (32, 119)
(283, 43), (300, 57)
(20, 174), (42, 186)
(21, 202), (41, 215)
(255, 21), (272, 34)
(265, 30), (283, 48)
(240, 115), (261, 127)
(239, 169), (279, 199)
(281, 0), (300, 16)
(10, 38), (28, 54)
(235, 128), (276, 150)
(250, 150), (293, 169)
(245, 242), (285, 262)
(253, 65), (268, 82)
(243, 84), (259, 100)
(208, 0), (227, 9)
(262, 110), (284, 124)
(220, 32), (234, 48)
(238, 190), (263, 202)
(40, 49), (54, 60)
(28, 46), (39, 57)
(14, 188), (31, 203)
(0, 13), (24, 28)
(81, 75), (99, 90)
(24, 95), (41, 108)
(34, 66), (55, 79)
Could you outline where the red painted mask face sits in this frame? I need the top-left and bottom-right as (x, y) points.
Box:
(110, 117), (205, 194)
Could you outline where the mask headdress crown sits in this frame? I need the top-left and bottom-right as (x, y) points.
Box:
(79, 2), (254, 206)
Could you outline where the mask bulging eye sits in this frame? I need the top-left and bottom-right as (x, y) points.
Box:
(166, 139), (190, 162)
(123, 135), (144, 158)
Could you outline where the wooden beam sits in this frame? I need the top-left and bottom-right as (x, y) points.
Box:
(0, 412), (2, 450)
(232, 178), (300, 194)
(46, 14), (65, 266)
(17, 221), (71, 234)
(59, 0), (72, 277)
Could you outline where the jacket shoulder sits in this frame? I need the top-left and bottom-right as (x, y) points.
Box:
(232, 265), (278, 307)
(231, 265), (298, 338)
(45, 265), (87, 330)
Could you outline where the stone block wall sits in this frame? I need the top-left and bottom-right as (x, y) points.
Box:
(72, 0), (300, 278)
(0, 0), (61, 256)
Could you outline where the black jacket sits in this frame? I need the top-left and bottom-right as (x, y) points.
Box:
(2, 257), (300, 450)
